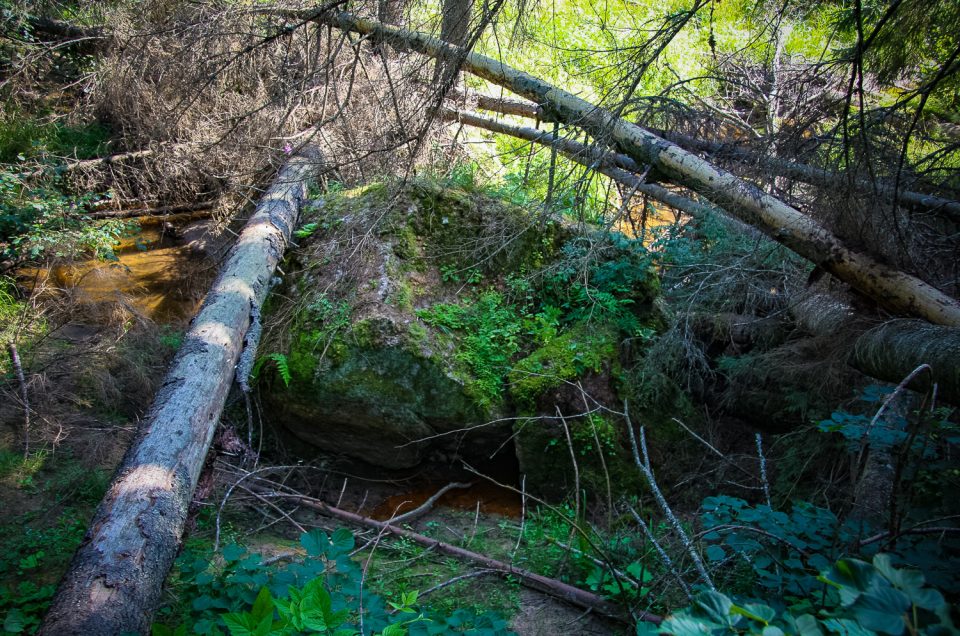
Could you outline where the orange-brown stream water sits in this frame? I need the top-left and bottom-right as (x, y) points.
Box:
(371, 481), (523, 520)
(19, 214), (210, 323)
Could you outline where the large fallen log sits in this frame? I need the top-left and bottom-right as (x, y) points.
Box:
(451, 90), (960, 223)
(791, 295), (960, 404)
(37, 151), (322, 635)
(285, 11), (960, 326)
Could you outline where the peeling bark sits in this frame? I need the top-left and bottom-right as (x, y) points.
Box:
(38, 152), (321, 636)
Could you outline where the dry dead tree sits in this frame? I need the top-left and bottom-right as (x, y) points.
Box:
(452, 90), (960, 223)
(283, 10), (960, 327)
(38, 151), (322, 636)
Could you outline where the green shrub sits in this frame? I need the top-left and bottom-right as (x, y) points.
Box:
(154, 529), (514, 636)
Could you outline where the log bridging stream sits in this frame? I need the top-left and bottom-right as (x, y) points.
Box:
(37, 152), (322, 636)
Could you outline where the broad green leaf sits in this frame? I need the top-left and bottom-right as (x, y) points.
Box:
(330, 528), (355, 555)
(851, 585), (909, 635)
(3, 609), (26, 634)
(381, 624), (407, 636)
(250, 587), (274, 622)
(695, 591), (737, 627)
(300, 530), (329, 557)
(705, 545), (726, 562)
(660, 614), (718, 636)
(627, 562), (654, 582)
(794, 614), (823, 636)
(821, 618), (875, 636)
(734, 603), (776, 624)
(222, 612), (257, 636)
(223, 543), (246, 563)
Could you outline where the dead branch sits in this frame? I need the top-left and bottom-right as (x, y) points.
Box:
(456, 89), (960, 223)
(6, 342), (30, 457)
(275, 491), (656, 624)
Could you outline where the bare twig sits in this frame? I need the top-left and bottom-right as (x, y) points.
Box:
(625, 400), (716, 591)
(390, 482), (472, 525)
(625, 504), (693, 602)
(7, 342), (30, 457)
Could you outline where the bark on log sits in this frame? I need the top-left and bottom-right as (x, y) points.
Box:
(791, 294), (960, 404)
(440, 108), (756, 234)
(37, 152), (321, 636)
(454, 90), (960, 223)
(304, 11), (960, 326)
(853, 321), (960, 405)
(282, 494), (656, 625)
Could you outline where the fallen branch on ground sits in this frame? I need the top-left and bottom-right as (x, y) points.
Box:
(274, 491), (656, 624)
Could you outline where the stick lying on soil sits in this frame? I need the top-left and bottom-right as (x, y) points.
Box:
(274, 491), (661, 625)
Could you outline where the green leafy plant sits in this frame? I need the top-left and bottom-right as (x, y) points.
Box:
(417, 290), (522, 407)
(154, 529), (513, 636)
(642, 554), (956, 636)
(700, 495), (850, 597)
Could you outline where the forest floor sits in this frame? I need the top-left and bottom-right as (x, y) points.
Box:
(0, 224), (630, 634)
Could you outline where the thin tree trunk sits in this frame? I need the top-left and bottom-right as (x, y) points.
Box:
(439, 108), (752, 232)
(7, 342), (30, 457)
(453, 90), (960, 222)
(308, 11), (959, 325)
(38, 151), (321, 636)
(86, 201), (215, 220)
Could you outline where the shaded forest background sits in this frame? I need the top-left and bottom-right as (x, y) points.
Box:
(1, 0), (959, 633)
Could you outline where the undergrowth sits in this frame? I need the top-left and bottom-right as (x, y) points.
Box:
(153, 529), (514, 636)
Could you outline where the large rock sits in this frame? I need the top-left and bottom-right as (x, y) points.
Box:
(261, 178), (663, 486)
(263, 180), (558, 468)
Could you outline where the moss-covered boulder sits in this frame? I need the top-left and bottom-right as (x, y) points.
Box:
(261, 180), (562, 468)
(260, 178), (663, 486)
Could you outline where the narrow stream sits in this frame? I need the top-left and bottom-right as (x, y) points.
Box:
(18, 213), (212, 323)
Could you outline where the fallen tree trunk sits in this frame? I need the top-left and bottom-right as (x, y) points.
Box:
(38, 151), (321, 636)
(852, 321), (960, 405)
(86, 201), (215, 220)
(440, 107), (756, 234)
(791, 294), (960, 404)
(20, 149), (156, 180)
(453, 90), (960, 223)
(299, 11), (960, 326)
(282, 493), (655, 625)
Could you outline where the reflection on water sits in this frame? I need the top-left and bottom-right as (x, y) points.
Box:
(372, 481), (522, 520)
(19, 214), (212, 323)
